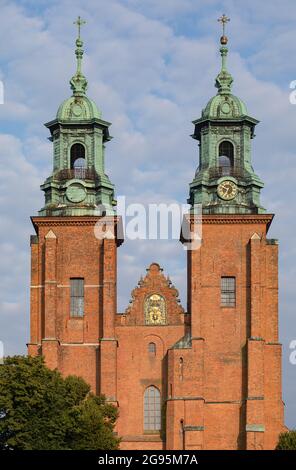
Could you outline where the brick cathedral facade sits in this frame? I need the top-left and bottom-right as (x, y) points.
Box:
(28, 21), (285, 449)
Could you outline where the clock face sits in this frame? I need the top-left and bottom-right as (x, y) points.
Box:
(66, 183), (86, 203)
(217, 180), (237, 200)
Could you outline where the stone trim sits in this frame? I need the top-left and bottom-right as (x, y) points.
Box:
(42, 338), (60, 343)
(31, 215), (121, 227)
(266, 239), (279, 245)
(183, 426), (204, 432)
(167, 396), (204, 402)
(247, 396), (264, 401)
(246, 424), (265, 433)
(121, 435), (162, 442)
(30, 235), (39, 245)
(185, 214), (273, 225)
(31, 284), (103, 288)
(206, 400), (241, 404)
(58, 284), (103, 288)
(100, 338), (118, 344)
(31, 216), (124, 246)
(60, 342), (99, 347)
(105, 397), (117, 403)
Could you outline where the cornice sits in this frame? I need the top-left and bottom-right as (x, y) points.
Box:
(180, 214), (274, 243)
(31, 215), (124, 246)
(184, 213), (274, 225)
(31, 215), (121, 227)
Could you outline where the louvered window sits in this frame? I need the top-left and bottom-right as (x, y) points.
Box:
(221, 276), (236, 307)
(70, 278), (84, 317)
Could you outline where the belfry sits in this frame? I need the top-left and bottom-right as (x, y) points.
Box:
(28, 16), (285, 449)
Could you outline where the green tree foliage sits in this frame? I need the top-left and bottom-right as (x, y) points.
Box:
(276, 430), (296, 450)
(0, 355), (119, 450)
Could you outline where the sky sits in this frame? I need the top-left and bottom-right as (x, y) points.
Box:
(0, 0), (295, 428)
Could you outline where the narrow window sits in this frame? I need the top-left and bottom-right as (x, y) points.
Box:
(70, 278), (84, 317)
(148, 342), (156, 355)
(179, 357), (184, 381)
(144, 386), (161, 432)
(180, 419), (185, 450)
(70, 143), (86, 170)
(221, 276), (236, 307)
(219, 141), (234, 174)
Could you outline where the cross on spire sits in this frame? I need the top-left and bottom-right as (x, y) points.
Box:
(215, 14), (233, 94)
(70, 16), (88, 96)
(74, 16), (86, 39)
(217, 14), (230, 37)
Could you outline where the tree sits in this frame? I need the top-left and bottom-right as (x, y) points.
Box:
(276, 430), (296, 450)
(0, 355), (119, 450)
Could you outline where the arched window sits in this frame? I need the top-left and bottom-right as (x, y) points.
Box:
(144, 386), (161, 432)
(70, 143), (86, 169)
(219, 141), (234, 175)
(148, 342), (156, 355)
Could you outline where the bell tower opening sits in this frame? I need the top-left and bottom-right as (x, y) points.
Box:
(218, 140), (234, 175)
(70, 143), (86, 169)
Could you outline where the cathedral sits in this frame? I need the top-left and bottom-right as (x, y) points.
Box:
(28, 16), (285, 450)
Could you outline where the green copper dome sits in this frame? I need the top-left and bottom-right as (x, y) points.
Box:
(202, 93), (248, 119)
(201, 37), (247, 119)
(56, 95), (101, 121)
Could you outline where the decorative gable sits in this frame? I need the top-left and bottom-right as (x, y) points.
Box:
(119, 263), (185, 326)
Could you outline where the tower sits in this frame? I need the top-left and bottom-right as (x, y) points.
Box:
(39, 17), (115, 216)
(177, 16), (285, 449)
(188, 16), (264, 215)
(28, 18), (122, 401)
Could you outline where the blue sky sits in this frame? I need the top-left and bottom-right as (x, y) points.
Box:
(0, 0), (295, 428)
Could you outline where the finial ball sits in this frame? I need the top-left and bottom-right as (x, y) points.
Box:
(220, 35), (228, 45)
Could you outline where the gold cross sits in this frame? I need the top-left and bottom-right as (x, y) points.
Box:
(217, 14), (230, 36)
(74, 16), (86, 39)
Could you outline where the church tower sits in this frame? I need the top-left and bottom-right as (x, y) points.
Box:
(176, 16), (285, 449)
(39, 18), (115, 216)
(188, 18), (264, 215)
(28, 18), (122, 402)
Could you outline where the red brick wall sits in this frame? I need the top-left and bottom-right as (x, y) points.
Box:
(28, 216), (120, 394)
(182, 215), (285, 449)
(115, 263), (187, 449)
(28, 214), (284, 450)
